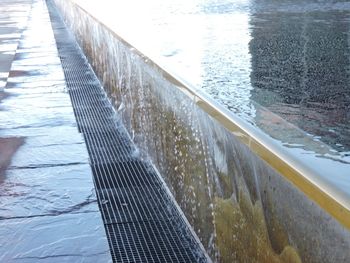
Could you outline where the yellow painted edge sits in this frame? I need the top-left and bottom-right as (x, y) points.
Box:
(64, 0), (350, 230)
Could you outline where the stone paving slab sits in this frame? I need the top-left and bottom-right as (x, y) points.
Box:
(0, 0), (112, 261)
(1, 164), (98, 219)
(0, 212), (109, 263)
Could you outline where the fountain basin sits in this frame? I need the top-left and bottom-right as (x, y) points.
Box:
(53, 0), (350, 262)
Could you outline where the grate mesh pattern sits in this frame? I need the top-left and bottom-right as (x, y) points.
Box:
(46, 1), (208, 262)
(84, 131), (136, 164)
(106, 220), (200, 263)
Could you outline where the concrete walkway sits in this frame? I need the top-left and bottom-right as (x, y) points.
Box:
(0, 0), (111, 261)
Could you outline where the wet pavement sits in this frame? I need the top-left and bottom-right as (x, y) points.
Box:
(0, 0), (30, 90)
(0, 0), (111, 261)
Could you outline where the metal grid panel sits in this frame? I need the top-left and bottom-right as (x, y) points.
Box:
(91, 161), (161, 189)
(84, 132), (135, 164)
(106, 220), (199, 263)
(97, 186), (175, 224)
(46, 0), (208, 262)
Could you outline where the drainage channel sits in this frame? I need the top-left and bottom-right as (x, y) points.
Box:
(46, 1), (209, 262)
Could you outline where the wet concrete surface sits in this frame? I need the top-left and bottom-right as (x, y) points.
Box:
(0, 0), (30, 90)
(0, 0), (111, 261)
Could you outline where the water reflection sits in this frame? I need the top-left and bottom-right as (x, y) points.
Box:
(249, 0), (350, 153)
(196, 0), (350, 155)
(0, 137), (24, 181)
(199, 0), (257, 128)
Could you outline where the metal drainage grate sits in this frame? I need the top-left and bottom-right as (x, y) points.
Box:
(106, 220), (201, 263)
(84, 132), (136, 165)
(91, 161), (162, 190)
(46, 1), (208, 262)
(97, 186), (175, 224)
